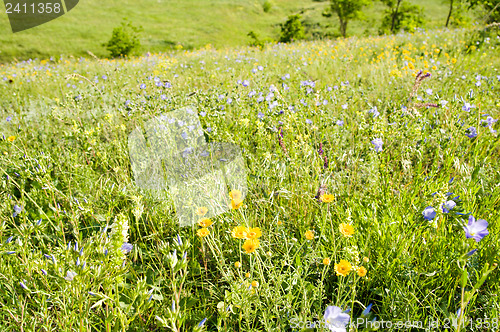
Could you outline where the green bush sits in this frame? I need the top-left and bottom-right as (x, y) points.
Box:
(379, 2), (425, 34)
(279, 14), (306, 43)
(104, 20), (142, 58)
(262, 0), (272, 13)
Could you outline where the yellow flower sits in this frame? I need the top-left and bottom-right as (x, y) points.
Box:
(196, 206), (208, 216)
(230, 198), (243, 210)
(323, 257), (331, 265)
(277, 221), (283, 226)
(320, 194), (335, 203)
(363, 256), (369, 263)
(334, 259), (352, 277)
(198, 217), (213, 228)
(197, 228), (210, 238)
(7, 136), (16, 142)
(305, 230), (314, 240)
(231, 226), (248, 239)
(242, 238), (259, 254)
(251, 280), (259, 288)
(357, 266), (367, 277)
(451, 58), (457, 64)
(339, 223), (355, 237)
(245, 272), (250, 278)
(234, 261), (242, 268)
(246, 227), (262, 239)
(229, 189), (242, 201)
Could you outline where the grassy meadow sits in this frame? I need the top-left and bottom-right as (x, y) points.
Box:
(0, 0), (482, 63)
(0, 22), (500, 331)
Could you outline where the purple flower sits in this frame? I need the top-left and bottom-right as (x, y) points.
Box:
(336, 120), (344, 126)
(257, 112), (264, 119)
(368, 107), (380, 118)
(324, 306), (350, 332)
(242, 80), (249, 87)
(423, 206), (436, 221)
(6, 116), (12, 122)
(466, 249), (477, 257)
(341, 104), (348, 110)
(12, 205), (22, 217)
(462, 102), (474, 112)
(121, 243), (133, 254)
(463, 215), (488, 242)
(20, 281), (28, 290)
(140, 84), (146, 89)
(371, 138), (383, 152)
(305, 119), (313, 124)
(442, 200), (456, 213)
(465, 127), (477, 138)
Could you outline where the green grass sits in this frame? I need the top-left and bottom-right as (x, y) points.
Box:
(0, 0), (481, 62)
(0, 24), (499, 331)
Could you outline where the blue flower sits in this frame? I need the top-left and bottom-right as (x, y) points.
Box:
(462, 102), (474, 112)
(198, 318), (207, 328)
(122, 243), (133, 254)
(463, 215), (488, 242)
(257, 112), (265, 119)
(362, 303), (373, 316)
(442, 200), (456, 213)
(422, 206), (436, 221)
(140, 84), (146, 89)
(305, 119), (313, 124)
(242, 80), (249, 87)
(324, 306), (350, 332)
(336, 120), (344, 126)
(465, 127), (477, 138)
(12, 205), (22, 217)
(368, 107), (380, 117)
(371, 138), (383, 152)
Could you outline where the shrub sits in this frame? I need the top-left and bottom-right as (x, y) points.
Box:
(104, 20), (142, 58)
(379, 2), (425, 34)
(262, 1), (272, 13)
(279, 14), (306, 43)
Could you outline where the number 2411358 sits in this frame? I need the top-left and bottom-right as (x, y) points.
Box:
(5, 2), (62, 14)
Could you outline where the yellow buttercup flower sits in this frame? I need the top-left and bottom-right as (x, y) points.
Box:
(231, 226), (248, 239)
(246, 227), (262, 239)
(7, 136), (16, 142)
(323, 257), (331, 265)
(251, 280), (259, 288)
(234, 261), (242, 268)
(305, 230), (314, 240)
(242, 238), (259, 254)
(357, 266), (367, 277)
(198, 217), (213, 228)
(229, 189), (242, 201)
(339, 223), (355, 237)
(334, 259), (352, 277)
(230, 198), (243, 210)
(320, 194), (335, 203)
(197, 228), (210, 238)
(196, 206), (208, 216)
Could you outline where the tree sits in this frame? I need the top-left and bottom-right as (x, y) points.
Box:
(446, 0), (454, 27)
(466, 0), (500, 23)
(328, 0), (372, 38)
(380, 0), (403, 32)
(279, 14), (306, 43)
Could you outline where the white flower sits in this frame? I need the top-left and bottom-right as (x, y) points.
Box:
(64, 271), (77, 281)
(324, 306), (350, 332)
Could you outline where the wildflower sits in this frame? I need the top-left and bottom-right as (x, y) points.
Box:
(196, 206), (208, 216)
(422, 206), (436, 221)
(229, 190), (242, 201)
(140, 83), (146, 89)
(251, 280), (259, 288)
(246, 227), (262, 239)
(465, 127), (477, 138)
(462, 102), (474, 112)
(121, 243), (133, 254)
(363, 256), (369, 263)
(357, 266), (367, 277)
(7, 136), (16, 142)
(339, 223), (355, 237)
(323, 257), (331, 265)
(463, 215), (488, 242)
(368, 107), (380, 118)
(64, 271), (77, 281)
(305, 230), (314, 240)
(324, 305), (350, 332)
(336, 120), (344, 126)
(305, 119), (313, 124)
(197, 228), (210, 238)
(362, 303), (373, 316)
(426, 88), (433, 95)
(198, 318), (207, 328)
(320, 194), (335, 203)
(198, 218), (213, 228)
(20, 281), (28, 290)
(334, 260), (352, 277)
(12, 205), (22, 217)
(230, 199), (243, 210)
(245, 272), (250, 278)
(232, 226), (248, 239)
(442, 200), (456, 213)
(234, 261), (242, 268)
(371, 138), (383, 152)
(466, 249), (478, 257)
(242, 238), (259, 254)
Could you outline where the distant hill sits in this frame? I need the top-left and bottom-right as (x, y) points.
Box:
(0, 0), (479, 62)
